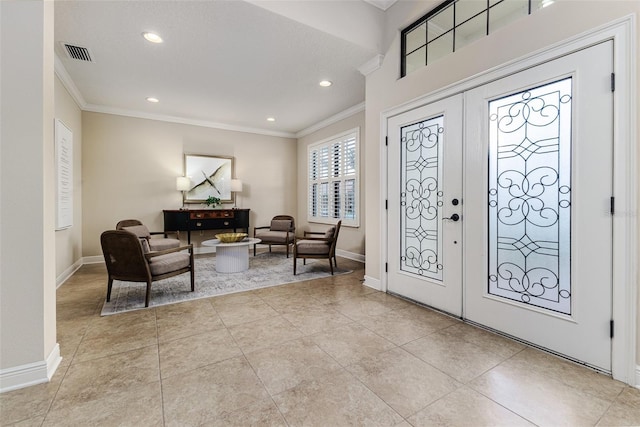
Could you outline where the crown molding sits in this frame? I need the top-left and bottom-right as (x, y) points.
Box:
(82, 104), (297, 139)
(363, 0), (398, 11)
(55, 53), (296, 139)
(54, 54), (362, 140)
(295, 102), (365, 138)
(358, 54), (385, 76)
(54, 54), (87, 108)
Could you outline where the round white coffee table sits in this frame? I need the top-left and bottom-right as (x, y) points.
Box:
(201, 238), (261, 273)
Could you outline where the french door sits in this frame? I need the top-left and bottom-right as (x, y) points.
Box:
(387, 41), (613, 370)
(387, 95), (463, 316)
(464, 41), (613, 371)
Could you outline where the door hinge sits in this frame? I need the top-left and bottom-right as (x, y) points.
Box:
(610, 320), (614, 338)
(385, 199), (388, 210)
(611, 73), (615, 92)
(385, 136), (388, 146)
(610, 196), (615, 215)
(385, 262), (388, 273)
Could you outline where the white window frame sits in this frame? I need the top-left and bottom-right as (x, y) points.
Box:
(307, 128), (360, 227)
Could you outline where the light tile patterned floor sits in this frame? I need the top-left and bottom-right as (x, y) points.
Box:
(2, 255), (639, 426)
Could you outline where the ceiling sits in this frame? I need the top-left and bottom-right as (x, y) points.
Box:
(54, 1), (392, 137)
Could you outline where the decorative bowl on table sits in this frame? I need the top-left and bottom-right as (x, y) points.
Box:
(215, 233), (248, 243)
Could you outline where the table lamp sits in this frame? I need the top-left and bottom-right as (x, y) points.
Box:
(176, 176), (191, 209)
(230, 179), (243, 208)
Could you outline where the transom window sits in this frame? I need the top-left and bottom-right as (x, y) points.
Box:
(308, 129), (359, 227)
(401, 0), (553, 77)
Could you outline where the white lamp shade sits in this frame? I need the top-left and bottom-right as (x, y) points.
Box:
(230, 179), (243, 192)
(176, 176), (191, 191)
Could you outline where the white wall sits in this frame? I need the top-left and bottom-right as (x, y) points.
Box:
(248, 0), (384, 54)
(297, 110), (366, 257)
(81, 112), (297, 257)
(365, 0), (639, 377)
(0, 0), (59, 391)
(54, 76), (83, 285)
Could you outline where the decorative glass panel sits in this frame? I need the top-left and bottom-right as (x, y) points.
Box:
(400, 115), (444, 281)
(488, 78), (572, 315)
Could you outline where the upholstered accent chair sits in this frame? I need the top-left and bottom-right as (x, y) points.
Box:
(100, 230), (194, 307)
(253, 215), (296, 257)
(293, 220), (341, 275)
(116, 219), (180, 252)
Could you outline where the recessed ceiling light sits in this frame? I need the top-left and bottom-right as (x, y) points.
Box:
(319, 80), (332, 87)
(146, 97), (159, 103)
(540, 0), (554, 8)
(142, 32), (163, 43)
(267, 117), (276, 122)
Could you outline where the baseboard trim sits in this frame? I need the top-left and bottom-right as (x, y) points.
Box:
(56, 259), (83, 288)
(82, 255), (104, 264)
(363, 275), (381, 291)
(0, 344), (61, 393)
(336, 249), (365, 263)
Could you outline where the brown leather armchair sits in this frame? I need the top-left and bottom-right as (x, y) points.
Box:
(116, 219), (180, 252)
(101, 230), (194, 307)
(293, 221), (341, 275)
(253, 215), (296, 257)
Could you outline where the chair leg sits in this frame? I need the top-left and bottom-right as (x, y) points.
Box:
(293, 257), (297, 275)
(190, 268), (195, 292)
(286, 243), (289, 258)
(253, 244), (256, 256)
(269, 245), (272, 253)
(145, 281), (152, 307)
(329, 258), (334, 275)
(333, 256), (338, 268)
(106, 277), (113, 301)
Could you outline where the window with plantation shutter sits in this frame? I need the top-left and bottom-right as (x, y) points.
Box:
(308, 129), (359, 227)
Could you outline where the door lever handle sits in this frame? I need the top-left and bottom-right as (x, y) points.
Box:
(443, 213), (460, 222)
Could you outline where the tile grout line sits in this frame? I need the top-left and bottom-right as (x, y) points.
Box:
(153, 308), (168, 427)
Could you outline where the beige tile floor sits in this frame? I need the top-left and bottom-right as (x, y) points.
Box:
(2, 255), (639, 426)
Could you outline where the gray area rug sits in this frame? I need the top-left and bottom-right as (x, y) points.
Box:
(101, 252), (350, 315)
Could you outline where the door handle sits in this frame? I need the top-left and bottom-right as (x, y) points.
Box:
(443, 213), (460, 222)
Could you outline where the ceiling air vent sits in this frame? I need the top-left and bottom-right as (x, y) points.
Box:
(63, 43), (94, 62)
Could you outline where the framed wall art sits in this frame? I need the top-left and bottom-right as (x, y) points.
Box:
(55, 119), (73, 230)
(183, 154), (234, 203)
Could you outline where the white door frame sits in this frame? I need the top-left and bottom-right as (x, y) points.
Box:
(380, 16), (636, 385)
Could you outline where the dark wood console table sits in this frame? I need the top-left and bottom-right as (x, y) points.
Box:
(163, 209), (250, 244)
